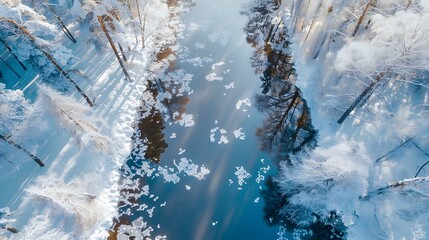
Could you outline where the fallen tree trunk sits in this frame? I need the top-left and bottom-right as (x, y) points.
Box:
(0, 134), (45, 167)
(337, 71), (385, 124)
(363, 176), (429, 200)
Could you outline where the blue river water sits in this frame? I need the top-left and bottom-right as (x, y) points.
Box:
(135, 0), (285, 239)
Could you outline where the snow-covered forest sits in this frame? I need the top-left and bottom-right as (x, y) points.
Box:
(0, 0), (196, 239)
(1, 0), (429, 239)
(243, 0), (429, 239)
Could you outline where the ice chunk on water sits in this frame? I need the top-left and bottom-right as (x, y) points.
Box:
(205, 72), (223, 81)
(236, 98), (251, 111)
(235, 166), (251, 186)
(218, 135), (229, 144)
(224, 82), (235, 90)
(233, 128), (246, 140)
(178, 148), (186, 155)
(211, 61), (225, 70)
(174, 158), (210, 180)
(177, 113), (194, 127)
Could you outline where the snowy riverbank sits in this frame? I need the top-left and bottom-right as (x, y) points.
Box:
(0, 1), (185, 239)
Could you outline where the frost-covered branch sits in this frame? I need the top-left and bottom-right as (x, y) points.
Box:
(25, 175), (106, 232)
(364, 176), (429, 200)
(37, 85), (111, 152)
(9, 215), (70, 240)
(0, 17), (94, 106)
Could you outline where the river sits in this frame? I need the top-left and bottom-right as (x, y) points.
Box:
(129, 0), (284, 239)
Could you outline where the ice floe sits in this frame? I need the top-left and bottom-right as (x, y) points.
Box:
(235, 166), (251, 186)
(205, 72), (224, 81)
(224, 82), (235, 90)
(211, 61), (225, 70)
(235, 98), (251, 111)
(233, 128), (246, 140)
(209, 127), (229, 144)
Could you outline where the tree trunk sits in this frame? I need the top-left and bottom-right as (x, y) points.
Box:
(363, 176), (429, 200)
(97, 16), (132, 81)
(135, 0), (145, 48)
(0, 134), (45, 167)
(352, 0), (375, 37)
(0, 36), (27, 71)
(117, 43), (128, 62)
(54, 15), (77, 43)
(304, 0), (323, 43)
(0, 17), (94, 107)
(337, 71), (385, 124)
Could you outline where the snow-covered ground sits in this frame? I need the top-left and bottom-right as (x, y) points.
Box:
(0, 1), (190, 239)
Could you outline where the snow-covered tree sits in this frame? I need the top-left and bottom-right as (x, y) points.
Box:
(37, 85), (111, 152)
(9, 215), (70, 240)
(335, 7), (429, 123)
(24, 174), (109, 233)
(275, 142), (370, 225)
(0, 83), (46, 170)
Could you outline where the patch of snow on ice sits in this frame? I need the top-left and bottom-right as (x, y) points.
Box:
(184, 57), (213, 67)
(235, 166), (251, 186)
(211, 61), (225, 70)
(228, 179), (233, 185)
(218, 135), (229, 144)
(254, 197), (260, 203)
(178, 148), (186, 155)
(209, 127), (229, 144)
(185, 185), (191, 190)
(210, 127), (218, 142)
(224, 82), (235, 90)
(233, 128), (246, 140)
(205, 72), (224, 81)
(177, 113), (194, 127)
(235, 98), (251, 111)
(170, 133), (176, 139)
(174, 158), (210, 180)
(157, 166), (180, 184)
(147, 207), (155, 218)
